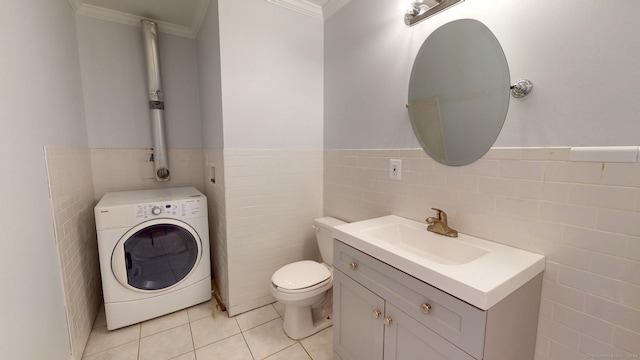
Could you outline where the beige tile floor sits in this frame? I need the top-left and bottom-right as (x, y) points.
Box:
(82, 300), (333, 360)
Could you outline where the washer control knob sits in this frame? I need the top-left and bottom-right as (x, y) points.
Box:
(151, 206), (162, 215)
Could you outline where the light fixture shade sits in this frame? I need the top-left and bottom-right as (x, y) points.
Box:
(404, 0), (464, 26)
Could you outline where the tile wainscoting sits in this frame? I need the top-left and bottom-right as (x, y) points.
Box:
(90, 148), (205, 200)
(323, 147), (640, 359)
(204, 148), (229, 311)
(45, 147), (206, 358)
(221, 149), (323, 316)
(45, 146), (101, 358)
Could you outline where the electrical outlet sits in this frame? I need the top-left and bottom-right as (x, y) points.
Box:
(390, 159), (402, 180)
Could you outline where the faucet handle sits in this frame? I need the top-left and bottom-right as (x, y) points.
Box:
(430, 208), (448, 224)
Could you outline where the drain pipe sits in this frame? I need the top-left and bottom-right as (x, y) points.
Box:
(141, 19), (170, 181)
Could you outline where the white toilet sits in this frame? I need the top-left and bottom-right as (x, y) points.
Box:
(270, 217), (346, 340)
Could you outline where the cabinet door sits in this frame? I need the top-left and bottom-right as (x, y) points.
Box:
(334, 269), (385, 360)
(384, 304), (476, 360)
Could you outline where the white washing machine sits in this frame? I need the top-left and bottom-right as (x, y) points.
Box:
(95, 186), (211, 330)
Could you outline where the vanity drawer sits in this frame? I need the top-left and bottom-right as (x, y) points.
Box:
(334, 240), (486, 359)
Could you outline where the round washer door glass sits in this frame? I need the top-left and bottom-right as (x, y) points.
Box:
(112, 219), (201, 291)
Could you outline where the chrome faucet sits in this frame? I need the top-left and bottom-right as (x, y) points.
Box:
(426, 208), (458, 238)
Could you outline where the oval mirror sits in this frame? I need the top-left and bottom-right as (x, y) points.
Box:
(408, 19), (510, 166)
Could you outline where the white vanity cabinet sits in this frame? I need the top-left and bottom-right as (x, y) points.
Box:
(333, 240), (542, 360)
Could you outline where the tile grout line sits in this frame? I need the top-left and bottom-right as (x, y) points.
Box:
(239, 320), (257, 360)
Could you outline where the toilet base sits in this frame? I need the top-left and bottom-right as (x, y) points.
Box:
(283, 303), (333, 340)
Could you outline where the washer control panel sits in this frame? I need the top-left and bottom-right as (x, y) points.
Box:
(134, 198), (203, 221)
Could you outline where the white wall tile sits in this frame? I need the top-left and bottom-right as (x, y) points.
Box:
(569, 184), (637, 211)
(558, 266), (621, 302)
(204, 148), (229, 310)
(518, 180), (543, 200)
(537, 317), (580, 350)
(223, 149), (322, 315)
(552, 304), (614, 343)
(539, 202), (597, 228)
(578, 334), (631, 358)
(620, 283), (640, 311)
(590, 254), (640, 286)
(612, 327), (640, 355)
(478, 176), (519, 197)
(497, 160), (545, 180)
(541, 182), (570, 203)
(91, 148), (204, 200)
(541, 280), (587, 312)
(548, 341), (584, 359)
(323, 148), (640, 357)
(585, 296), (640, 331)
(462, 159), (499, 177)
(545, 244), (593, 271)
(570, 146), (639, 163)
(628, 239), (640, 262)
(484, 148), (522, 160)
(45, 147), (101, 358)
(562, 226), (628, 258)
(495, 196), (540, 219)
(601, 163), (640, 187)
(544, 162), (603, 184)
(521, 147), (571, 161)
(534, 335), (551, 358)
(597, 209), (640, 237)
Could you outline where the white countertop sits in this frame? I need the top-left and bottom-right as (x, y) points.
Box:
(332, 215), (545, 310)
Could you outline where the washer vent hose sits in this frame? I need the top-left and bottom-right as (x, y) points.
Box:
(141, 20), (170, 182)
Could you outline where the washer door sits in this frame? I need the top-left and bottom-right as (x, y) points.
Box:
(112, 219), (202, 292)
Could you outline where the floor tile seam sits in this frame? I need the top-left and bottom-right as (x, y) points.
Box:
(240, 318), (288, 340)
(138, 323), (195, 360)
(189, 315), (244, 351)
(80, 339), (140, 359)
(192, 329), (244, 351)
(238, 315), (284, 333)
(187, 313), (213, 323)
(168, 350), (195, 360)
(239, 330), (258, 360)
(260, 341), (304, 360)
(299, 340), (314, 359)
(187, 319), (197, 360)
(136, 331), (142, 360)
(269, 343), (308, 360)
(140, 320), (191, 340)
(82, 324), (141, 357)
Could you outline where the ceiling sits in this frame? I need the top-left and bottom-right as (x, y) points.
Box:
(67, 0), (350, 38)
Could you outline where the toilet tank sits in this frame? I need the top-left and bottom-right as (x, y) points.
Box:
(314, 217), (346, 266)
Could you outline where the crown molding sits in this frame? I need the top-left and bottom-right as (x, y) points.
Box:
(67, 0), (82, 12)
(320, 0), (350, 19)
(67, 1), (200, 38)
(266, 0), (350, 20)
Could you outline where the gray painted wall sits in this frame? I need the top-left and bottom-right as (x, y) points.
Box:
(77, 16), (203, 149)
(0, 0), (89, 358)
(197, 0), (225, 149)
(217, 0), (324, 149)
(324, 0), (640, 149)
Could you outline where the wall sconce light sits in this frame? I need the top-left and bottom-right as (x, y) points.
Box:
(404, 0), (464, 26)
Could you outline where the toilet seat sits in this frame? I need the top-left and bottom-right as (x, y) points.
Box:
(272, 260), (331, 293)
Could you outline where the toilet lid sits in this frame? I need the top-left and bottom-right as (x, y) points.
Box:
(272, 260), (331, 290)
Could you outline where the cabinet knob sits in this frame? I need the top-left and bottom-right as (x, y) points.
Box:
(372, 309), (381, 319)
(420, 303), (432, 314)
(349, 262), (358, 271)
(383, 316), (393, 326)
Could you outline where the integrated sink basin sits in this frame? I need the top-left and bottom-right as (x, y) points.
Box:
(333, 215), (545, 310)
(363, 223), (489, 265)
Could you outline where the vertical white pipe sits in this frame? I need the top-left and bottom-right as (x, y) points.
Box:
(141, 20), (170, 181)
